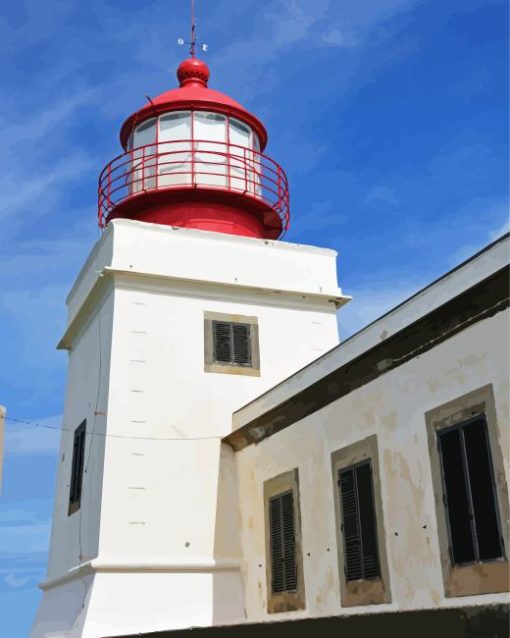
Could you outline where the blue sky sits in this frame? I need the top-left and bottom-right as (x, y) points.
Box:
(0, 0), (508, 635)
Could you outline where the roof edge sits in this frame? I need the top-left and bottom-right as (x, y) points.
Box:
(224, 265), (509, 451)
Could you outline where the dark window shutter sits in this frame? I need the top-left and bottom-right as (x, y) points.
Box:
(438, 415), (504, 565)
(463, 418), (504, 561)
(356, 462), (381, 579)
(438, 428), (475, 564)
(269, 496), (285, 593)
(339, 468), (362, 580)
(339, 461), (381, 581)
(69, 420), (86, 512)
(213, 321), (252, 366)
(269, 490), (298, 594)
(232, 323), (251, 365)
(281, 492), (298, 591)
(213, 322), (233, 363)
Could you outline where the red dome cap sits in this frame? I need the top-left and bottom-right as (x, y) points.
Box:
(119, 58), (268, 150)
(177, 57), (210, 87)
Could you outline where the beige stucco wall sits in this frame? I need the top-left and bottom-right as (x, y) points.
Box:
(234, 308), (510, 622)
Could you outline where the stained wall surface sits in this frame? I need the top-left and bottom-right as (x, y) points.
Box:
(233, 306), (509, 622)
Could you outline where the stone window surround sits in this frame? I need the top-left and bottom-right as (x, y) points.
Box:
(263, 468), (306, 614)
(425, 384), (509, 597)
(331, 434), (392, 607)
(204, 311), (260, 376)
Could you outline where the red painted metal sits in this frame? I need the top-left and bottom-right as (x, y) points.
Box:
(119, 58), (268, 151)
(104, 192), (268, 238)
(98, 139), (290, 239)
(106, 56), (290, 239)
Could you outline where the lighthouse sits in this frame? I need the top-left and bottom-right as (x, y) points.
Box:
(31, 50), (350, 638)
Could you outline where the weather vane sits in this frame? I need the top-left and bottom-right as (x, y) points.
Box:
(177, 0), (208, 57)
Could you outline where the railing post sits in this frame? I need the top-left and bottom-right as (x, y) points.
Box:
(98, 183), (102, 228)
(107, 166), (111, 210)
(130, 149), (134, 195)
(227, 140), (231, 191)
(142, 145), (146, 191)
(191, 140), (195, 187)
(155, 143), (159, 191)
(257, 153), (260, 196)
(243, 147), (247, 194)
(276, 164), (282, 210)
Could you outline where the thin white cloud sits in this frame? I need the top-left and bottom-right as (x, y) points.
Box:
(0, 87), (96, 239)
(322, 29), (348, 47)
(4, 573), (33, 588)
(0, 520), (51, 553)
(2, 285), (68, 370)
(0, 222), (97, 407)
(337, 208), (509, 340)
(0, 498), (54, 590)
(4, 416), (61, 456)
(448, 201), (509, 266)
(488, 216), (510, 242)
(265, 0), (324, 46)
(0, 89), (96, 153)
(0, 508), (39, 524)
(294, 200), (348, 233)
(206, 0), (419, 104)
(0, 156), (94, 225)
(338, 279), (426, 338)
(0, 219), (96, 284)
(365, 185), (400, 207)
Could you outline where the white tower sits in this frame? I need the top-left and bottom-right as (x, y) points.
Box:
(31, 56), (349, 638)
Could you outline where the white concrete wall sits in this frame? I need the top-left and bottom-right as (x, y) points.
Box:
(33, 220), (345, 637)
(65, 219), (346, 329)
(46, 289), (114, 581)
(234, 309), (510, 621)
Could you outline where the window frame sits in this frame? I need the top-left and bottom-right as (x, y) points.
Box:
(133, 117), (157, 147)
(263, 468), (305, 613)
(331, 435), (391, 607)
(204, 311), (260, 376)
(437, 414), (505, 567)
(68, 419), (86, 516)
(426, 385), (509, 597)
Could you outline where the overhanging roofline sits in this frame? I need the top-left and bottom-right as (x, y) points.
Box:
(224, 234), (510, 451)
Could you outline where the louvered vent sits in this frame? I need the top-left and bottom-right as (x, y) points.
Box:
(213, 321), (252, 366)
(269, 490), (298, 594)
(339, 461), (381, 581)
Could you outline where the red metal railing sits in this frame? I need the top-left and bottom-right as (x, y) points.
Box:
(98, 139), (290, 233)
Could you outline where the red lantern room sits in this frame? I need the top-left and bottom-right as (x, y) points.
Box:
(98, 56), (290, 240)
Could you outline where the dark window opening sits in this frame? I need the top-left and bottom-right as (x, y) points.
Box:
(269, 490), (298, 594)
(213, 320), (252, 366)
(338, 460), (381, 581)
(438, 414), (505, 566)
(69, 420), (86, 515)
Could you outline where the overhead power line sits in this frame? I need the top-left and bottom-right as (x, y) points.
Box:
(6, 417), (222, 442)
